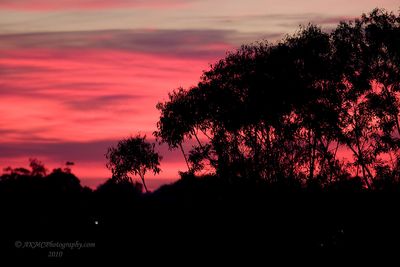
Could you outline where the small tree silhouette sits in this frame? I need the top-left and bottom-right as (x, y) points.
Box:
(64, 161), (75, 173)
(29, 158), (47, 177)
(106, 135), (162, 193)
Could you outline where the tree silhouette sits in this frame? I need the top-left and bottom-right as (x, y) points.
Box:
(106, 135), (162, 193)
(155, 8), (400, 189)
(45, 167), (82, 193)
(64, 161), (75, 174)
(155, 88), (193, 171)
(29, 158), (47, 177)
(362, 10), (400, 183)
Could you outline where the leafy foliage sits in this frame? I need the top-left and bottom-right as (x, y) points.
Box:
(106, 135), (162, 192)
(155, 9), (400, 189)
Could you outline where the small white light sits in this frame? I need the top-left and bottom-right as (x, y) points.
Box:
(94, 220), (99, 225)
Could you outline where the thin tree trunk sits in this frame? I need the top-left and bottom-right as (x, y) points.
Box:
(353, 109), (373, 189)
(193, 132), (203, 147)
(355, 139), (372, 189)
(179, 142), (191, 172)
(394, 115), (400, 139)
(309, 132), (317, 181)
(252, 127), (261, 178)
(359, 159), (372, 190)
(265, 127), (272, 180)
(200, 129), (212, 141)
(139, 173), (149, 193)
(382, 85), (400, 137)
(319, 139), (339, 178)
(346, 141), (372, 189)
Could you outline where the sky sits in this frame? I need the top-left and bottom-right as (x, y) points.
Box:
(0, 0), (398, 190)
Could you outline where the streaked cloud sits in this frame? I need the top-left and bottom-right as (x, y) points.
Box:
(1, 1), (398, 35)
(0, 0), (195, 11)
(63, 94), (144, 110)
(0, 45), (220, 144)
(0, 138), (192, 163)
(196, 13), (355, 30)
(0, 29), (244, 58)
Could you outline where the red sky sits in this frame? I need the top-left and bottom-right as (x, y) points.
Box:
(0, 0), (398, 190)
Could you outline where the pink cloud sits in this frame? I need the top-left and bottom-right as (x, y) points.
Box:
(0, 29), (237, 188)
(0, 0), (194, 11)
(0, 29), (236, 59)
(0, 48), (213, 140)
(0, 42), (228, 187)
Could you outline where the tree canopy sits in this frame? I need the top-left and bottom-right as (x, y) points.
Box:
(155, 9), (400, 190)
(106, 135), (162, 192)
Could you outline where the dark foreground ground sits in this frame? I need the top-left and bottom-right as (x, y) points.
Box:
(1, 178), (400, 264)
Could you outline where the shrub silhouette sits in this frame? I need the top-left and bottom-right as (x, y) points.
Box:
(44, 168), (82, 193)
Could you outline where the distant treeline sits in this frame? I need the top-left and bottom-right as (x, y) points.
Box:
(2, 158), (400, 262)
